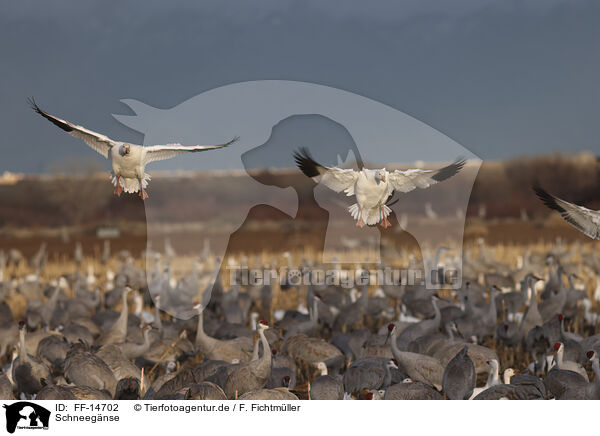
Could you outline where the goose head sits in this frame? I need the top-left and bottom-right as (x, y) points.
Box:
(374, 169), (386, 184)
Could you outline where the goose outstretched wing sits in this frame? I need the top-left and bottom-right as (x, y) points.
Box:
(534, 187), (600, 239)
(293, 147), (358, 194)
(143, 136), (239, 164)
(387, 158), (465, 193)
(30, 98), (117, 159)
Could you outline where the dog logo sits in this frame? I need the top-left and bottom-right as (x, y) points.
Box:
(3, 402), (50, 433)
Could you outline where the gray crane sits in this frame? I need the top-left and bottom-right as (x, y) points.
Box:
(116, 324), (153, 360)
(194, 303), (253, 363)
(559, 351), (600, 399)
(395, 295), (441, 350)
(388, 323), (444, 390)
(343, 357), (397, 395)
(282, 334), (344, 372)
(12, 322), (52, 396)
(442, 346), (475, 399)
(383, 381), (443, 400)
(64, 343), (117, 397)
(309, 361), (344, 400)
(186, 382), (227, 400)
(95, 286), (132, 346)
(223, 320), (272, 399)
(520, 275), (544, 337)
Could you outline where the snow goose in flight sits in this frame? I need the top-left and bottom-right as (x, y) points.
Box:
(30, 99), (238, 199)
(534, 186), (600, 239)
(294, 147), (465, 228)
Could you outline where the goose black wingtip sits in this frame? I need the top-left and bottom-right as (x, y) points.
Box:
(293, 147), (321, 178)
(533, 186), (564, 213)
(432, 157), (466, 182)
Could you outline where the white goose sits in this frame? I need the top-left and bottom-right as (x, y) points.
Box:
(30, 99), (238, 199)
(294, 148), (465, 228)
(535, 186), (600, 239)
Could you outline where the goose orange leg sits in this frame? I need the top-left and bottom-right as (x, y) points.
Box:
(113, 176), (123, 197)
(138, 177), (149, 200)
(380, 206), (391, 228)
(356, 205), (366, 227)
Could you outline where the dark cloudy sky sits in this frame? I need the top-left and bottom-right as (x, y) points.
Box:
(1, 0), (599, 173)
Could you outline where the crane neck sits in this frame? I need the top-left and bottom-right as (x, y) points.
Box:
(389, 328), (405, 363)
(251, 335), (260, 361)
(488, 288), (497, 317)
(18, 328), (27, 363)
(49, 285), (61, 305)
(359, 285), (369, 307)
(444, 322), (454, 341)
(116, 291), (129, 331)
(527, 282), (537, 308)
(431, 298), (441, 325)
(311, 298), (319, 322)
(258, 328), (270, 366)
(592, 357), (600, 384)
(556, 346), (564, 368)
(487, 362), (500, 387)
(196, 308), (208, 345)
(143, 328), (151, 346)
(154, 302), (163, 331)
(134, 296), (142, 316)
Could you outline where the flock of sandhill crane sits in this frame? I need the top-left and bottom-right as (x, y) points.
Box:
(1, 231), (600, 401)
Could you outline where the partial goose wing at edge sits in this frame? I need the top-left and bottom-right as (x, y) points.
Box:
(387, 158), (465, 193)
(293, 147), (358, 194)
(143, 136), (239, 164)
(29, 98), (116, 159)
(534, 186), (600, 239)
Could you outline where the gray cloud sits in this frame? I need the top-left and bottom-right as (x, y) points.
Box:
(1, 0), (598, 172)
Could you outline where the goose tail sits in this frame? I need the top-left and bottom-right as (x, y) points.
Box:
(110, 172), (151, 193)
(348, 203), (391, 225)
